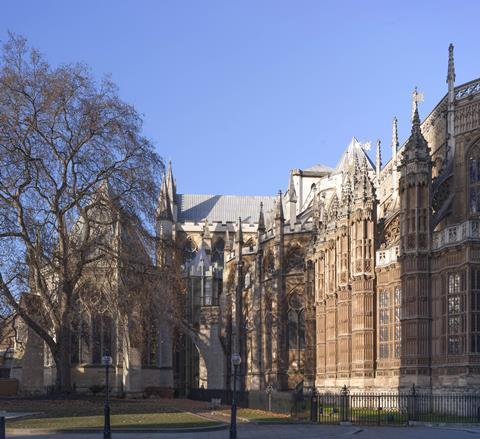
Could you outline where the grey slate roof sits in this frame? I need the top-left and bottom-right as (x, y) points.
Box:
(176, 194), (276, 224)
(303, 164), (334, 174)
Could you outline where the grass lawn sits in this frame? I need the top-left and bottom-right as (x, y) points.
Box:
(216, 407), (292, 423)
(2, 398), (221, 430)
(8, 412), (218, 430)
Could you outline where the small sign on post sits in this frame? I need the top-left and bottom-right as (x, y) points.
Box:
(102, 356), (113, 367)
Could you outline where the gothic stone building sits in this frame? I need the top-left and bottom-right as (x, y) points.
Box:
(10, 45), (480, 395)
(157, 45), (480, 394)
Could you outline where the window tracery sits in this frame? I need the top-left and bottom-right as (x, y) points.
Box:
(288, 291), (305, 371)
(468, 145), (480, 215)
(447, 272), (465, 355)
(211, 238), (225, 266)
(182, 238), (197, 265)
(285, 245), (304, 272)
(92, 313), (114, 364)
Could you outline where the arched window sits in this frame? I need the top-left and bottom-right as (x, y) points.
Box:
(70, 313), (88, 365)
(183, 239), (197, 265)
(211, 238), (225, 266)
(288, 292), (305, 358)
(447, 272), (464, 355)
(468, 145), (480, 214)
(92, 313), (114, 364)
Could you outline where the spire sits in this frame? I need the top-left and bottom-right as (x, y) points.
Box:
(156, 177), (173, 221)
(447, 43), (455, 84)
(391, 117), (399, 163)
(166, 161), (176, 203)
(402, 89), (430, 164)
(288, 172), (297, 203)
(411, 87), (422, 135)
(375, 139), (382, 179)
(235, 217), (243, 244)
(411, 86), (424, 123)
(224, 226), (231, 251)
(446, 44), (456, 163)
(202, 219), (211, 239)
(258, 202), (265, 232)
(275, 190), (284, 221)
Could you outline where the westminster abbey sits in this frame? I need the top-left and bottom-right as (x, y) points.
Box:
(9, 45), (480, 395)
(155, 44), (480, 394)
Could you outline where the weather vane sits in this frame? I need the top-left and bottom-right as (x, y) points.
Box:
(411, 86), (424, 121)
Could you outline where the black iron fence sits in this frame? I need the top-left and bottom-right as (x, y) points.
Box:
(309, 386), (480, 425)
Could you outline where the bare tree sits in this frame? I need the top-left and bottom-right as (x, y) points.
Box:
(0, 33), (162, 392)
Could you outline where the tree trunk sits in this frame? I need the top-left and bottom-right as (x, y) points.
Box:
(54, 326), (73, 393)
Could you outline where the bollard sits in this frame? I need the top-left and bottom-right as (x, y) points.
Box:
(0, 411), (5, 439)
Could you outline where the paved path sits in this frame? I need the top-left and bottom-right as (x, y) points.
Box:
(7, 424), (480, 438)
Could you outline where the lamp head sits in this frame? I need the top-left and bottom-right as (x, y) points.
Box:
(231, 353), (241, 366)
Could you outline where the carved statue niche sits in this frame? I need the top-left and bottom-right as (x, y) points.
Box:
(384, 216), (400, 247)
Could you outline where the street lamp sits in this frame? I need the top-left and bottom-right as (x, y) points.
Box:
(230, 353), (241, 439)
(102, 354), (113, 439)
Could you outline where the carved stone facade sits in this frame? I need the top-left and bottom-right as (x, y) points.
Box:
(154, 45), (480, 393)
(15, 44), (480, 395)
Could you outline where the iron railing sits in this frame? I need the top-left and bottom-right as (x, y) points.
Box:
(309, 385), (480, 425)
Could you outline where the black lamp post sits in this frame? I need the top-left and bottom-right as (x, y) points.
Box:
(102, 354), (113, 439)
(230, 353), (241, 439)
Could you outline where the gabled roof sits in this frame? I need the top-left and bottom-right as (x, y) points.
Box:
(176, 194), (276, 224)
(335, 137), (375, 173)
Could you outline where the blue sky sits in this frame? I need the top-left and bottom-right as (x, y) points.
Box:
(1, 1), (478, 195)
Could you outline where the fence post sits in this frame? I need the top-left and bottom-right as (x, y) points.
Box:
(340, 385), (350, 423)
(310, 389), (318, 422)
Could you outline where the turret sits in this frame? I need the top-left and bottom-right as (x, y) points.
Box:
(398, 90), (432, 388)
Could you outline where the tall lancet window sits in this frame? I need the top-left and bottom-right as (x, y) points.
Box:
(469, 145), (480, 214)
(211, 238), (225, 266)
(182, 239), (197, 266)
(288, 291), (305, 371)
